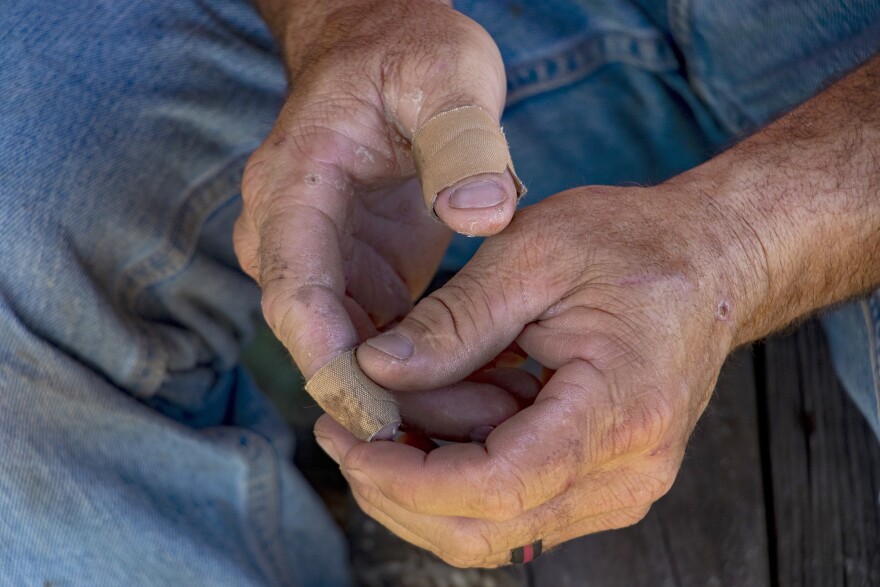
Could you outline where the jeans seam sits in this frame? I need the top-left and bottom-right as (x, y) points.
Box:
(112, 152), (252, 396)
(505, 31), (679, 107)
(666, 0), (753, 134)
(242, 433), (291, 587)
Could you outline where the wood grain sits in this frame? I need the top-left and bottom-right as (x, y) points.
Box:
(529, 350), (771, 586)
(761, 322), (880, 586)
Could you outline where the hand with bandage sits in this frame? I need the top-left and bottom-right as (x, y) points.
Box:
(312, 181), (742, 566)
(310, 53), (880, 567)
(235, 0), (522, 397)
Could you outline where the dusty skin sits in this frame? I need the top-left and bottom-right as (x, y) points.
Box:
(237, 0), (880, 569)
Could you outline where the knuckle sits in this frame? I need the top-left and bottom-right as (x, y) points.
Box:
(259, 284), (295, 337)
(433, 521), (496, 568)
(410, 286), (483, 350)
(232, 218), (259, 281)
(478, 468), (527, 521)
(613, 505), (652, 529)
(641, 393), (676, 448)
(241, 151), (271, 204)
(621, 464), (678, 507)
(609, 391), (676, 455)
(648, 462), (680, 501)
(349, 475), (386, 507)
(264, 283), (337, 344)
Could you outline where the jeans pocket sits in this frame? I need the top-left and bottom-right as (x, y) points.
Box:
(454, 0), (680, 106)
(669, 0), (880, 134)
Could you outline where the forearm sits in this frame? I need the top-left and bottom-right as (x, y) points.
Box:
(685, 54), (880, 346)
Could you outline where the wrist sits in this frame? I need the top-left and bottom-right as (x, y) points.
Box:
(665, 167), (779, 349)
(675, 135), (879, 347)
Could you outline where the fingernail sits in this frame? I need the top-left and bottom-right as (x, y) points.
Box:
(314, 434), (340, 465)
(371, 422), (400, 441)
(365, 332), (413, 361)
(470, 425), (495, 443)
(448, 181), (506, 209)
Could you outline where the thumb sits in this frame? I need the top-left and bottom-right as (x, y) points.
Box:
(414, 105), (526, 237)
(356, 244), (546, 391)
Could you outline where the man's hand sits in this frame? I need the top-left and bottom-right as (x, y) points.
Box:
(313, 55), (880, 567)
(235, 0), (520, 380)
(314, 182), (746, 567)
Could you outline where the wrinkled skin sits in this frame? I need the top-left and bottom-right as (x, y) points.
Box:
(241, 0), (880, 571)
(234, 1), (519, 383)
(315, 182), (752, 567)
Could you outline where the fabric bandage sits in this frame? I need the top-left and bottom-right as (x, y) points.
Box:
(412, 106), (526, 217)
(305, 350), (401, 442)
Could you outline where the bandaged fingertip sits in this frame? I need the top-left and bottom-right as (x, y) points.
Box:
(412, 106), (526, 218)
(305, 350), (401, 442)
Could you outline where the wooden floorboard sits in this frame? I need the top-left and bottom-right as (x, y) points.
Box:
(762, 322), (880, 586)
(529, 349), (770, 586)
(249, 319), (880, 585)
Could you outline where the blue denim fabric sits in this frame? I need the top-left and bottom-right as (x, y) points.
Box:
(1, 1), (348, 584)
(447, 0), (880, 438)
(1, 0), (878, 583)
(821, 294), (880, 439)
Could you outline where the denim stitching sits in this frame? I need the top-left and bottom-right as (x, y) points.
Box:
(241, 432), (292, 587)
(113, 152), (252, 395)
(506, 31), (679, 107)
(666, 0), (752, 134)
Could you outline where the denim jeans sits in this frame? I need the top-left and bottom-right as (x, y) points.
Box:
(1, 0), (878, 583)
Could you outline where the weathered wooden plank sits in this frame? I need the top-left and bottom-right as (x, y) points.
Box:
(762, 322), (880, 586)
(529, 349), (770, 586)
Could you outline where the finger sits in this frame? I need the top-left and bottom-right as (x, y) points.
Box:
(517, 305), (637, 372)
(319, 361), (608, 520)
(348, 466), (652, 568)
(351, 177), (451, 302)
(242, 124), (371, 378)
(432, 170), (517, 237)
(344, 241), (413, 329)
(348, 488), (509, 569)
(356, 230), (562, 391)
(342, 295), (379, 342)
(479, 342), (529, 370)
(411, 103), (523, 237)
(232, 203), (261, 283)
(466, 367), (541, 406)
(396, 374), (535, 442)
(399, 367), (540, 442)
(348, 480), (511, 569)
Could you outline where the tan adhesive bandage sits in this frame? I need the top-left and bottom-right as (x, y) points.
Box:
(412, 106), (526, 217)
(305, 350), (400, 442)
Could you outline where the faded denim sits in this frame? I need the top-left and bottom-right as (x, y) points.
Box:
(1, 0), (878, 584)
